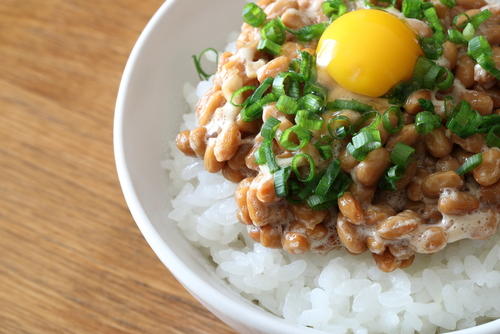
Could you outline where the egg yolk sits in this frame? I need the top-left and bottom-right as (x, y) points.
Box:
(317, 9), (422, 98)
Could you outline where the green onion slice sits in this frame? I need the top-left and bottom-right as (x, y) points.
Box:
(295, 110), (324, 131)
(292, 153), (316, 182)
(247, 77), (274, 106)
(299, 94), (324, 112)
(328, 115), (351, 139)
(382, 106), (404, 134)
(486, 125), (500, 148)
(448, 29), (468, 44)
(242, 3), (266, 27)
(353, 111), (381, 132)
(230, 86), (256, 107)
(261, 18), (286, 45)
(446, 101), (483, 138)
(299, 51), (315, 82)
(456, 153), (483, 175)
(381, 165), (405, 191)
(467, 36), (500, 80)
(261, 117), (281, 140)
(415, 111), (441, 134)
(439, 0), (455, 8)
(418, 98), (435, 112)
(469, 10), (492, 29)
(315, 159), (341, 196)
(322, 0), (347, 19)
(261, 140), (280, 173)
(257, 38), (281, 56)
(347, 128), (382, 161)
(391, 143), (415, 167)
(287, 23), (328, 42)
(326, 99), (373, 113)
(274, 167), (291, 197)
(241, 92), (278, 122)
(192, 48), (219, 81)
(279, 125), (312, 151)
(276, 95), (299, 115)
(272, 72), (304, 97)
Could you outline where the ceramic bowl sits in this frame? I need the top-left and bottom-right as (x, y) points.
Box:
(114, 1), (500, 333)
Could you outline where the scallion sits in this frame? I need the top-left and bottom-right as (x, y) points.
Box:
(328, 115), (351, 139)
(274, 167), (291, 197)
(456, 153), (482, 175)
(347, 128), (382, 161)
(276, 95), (299, 115)
(382, 106), (404, 134)
(439, 0), (455, 8)
(415, 111), (441, 134)
(486, 125), (500, 148)
(292, 153), (316, 182)
(467, 36), (500, 80)
(315, 159), (341, 196)
(326, 99), (373, 113)
(279, 125), (312, 150)
(299, 94), (324, 112)
(288, 23), (328, 42)
(272, 72), (303, 97)
(261, 19), (286, 45)
(257, 38), (281, 56)
(446, 101), (483, 138)
(322, 0), (347, 20)
(230, 86), (256, 107)
(391, 143), (415, 167)
(192, 48), (219, 81)
(261, 117), (281, 140)
(262, 140), (280, 172)
(295, 110), (324, 131)
(242, 3), (266, 27)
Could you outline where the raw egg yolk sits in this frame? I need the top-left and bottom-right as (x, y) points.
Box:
(317, 9), (422, 97)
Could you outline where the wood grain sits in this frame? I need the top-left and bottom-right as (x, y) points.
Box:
(0, 1), (236, 333)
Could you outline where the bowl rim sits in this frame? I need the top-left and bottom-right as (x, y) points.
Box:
(113, 1), (500, 333)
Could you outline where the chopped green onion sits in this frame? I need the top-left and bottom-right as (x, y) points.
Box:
(382, 106), (404, 134)
(279, 125), (312, 150)
(322, 0), (347, 19)
(315, 144), (333, 160)
(446, 101), (483, 138)
(276, 95), (299, 115)
(326, 99), (373, 113)
(456, 153), (482, 175)
(247, 77), (274, 106)
(192, 48), (219, 81)
(299, 51), (315, 82)
(420, 36), (444, 60)
(347, 128), (382, 161)
(386, 80), (420, 105)
(261, 117), (281, 140)
(486, 125), (500, 148)
(436, 67), (454, 90)
(299, 94), (324, 112)
(439, 0), (455, 8)
(295, 110), (324, 131)
(448, 29), (468, 44)
(303, 82), (327, 101)
(254, 145), (266, 165)
(262, 140), (280, 173)
(478, 114), (500, 133)
(418, 99), (435, 112)
(257, 38), (281, 56)
(292, 153), (316, 182)
(415, 111), (441, 134)
(315, 159), (341, 196)
(381, 165), (405, 191)
(391, 143), (415, 167)
(242, 3), (266, 27)
(288, 23), (328, 42)
(469, 10), (492, 29)
(230, 86), (256, 107)
(274, 167), (292, 197)
(241, 92), (278, 122)
(424, 7), (444, 34)
(328, 115), (351, 139)
(261, 19), (286, 45)
(467, 36), (500, 80)
(272, 72), (304, 97)
(353, 111), (381, 131)
(462, 23), (475, 41)
(402, 0), (423, 19)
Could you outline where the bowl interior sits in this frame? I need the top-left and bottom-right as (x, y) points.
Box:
(114, 1), (500, 333)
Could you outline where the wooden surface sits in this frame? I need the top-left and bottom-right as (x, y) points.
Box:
(0, 1), (236, 333)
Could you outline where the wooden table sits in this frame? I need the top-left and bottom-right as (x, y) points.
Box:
(0, 1), (235, 333)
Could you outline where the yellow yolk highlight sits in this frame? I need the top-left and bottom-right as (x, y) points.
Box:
(317, 9), (422, 97)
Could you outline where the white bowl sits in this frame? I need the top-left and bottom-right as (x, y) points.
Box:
(114, 1), (500, 333)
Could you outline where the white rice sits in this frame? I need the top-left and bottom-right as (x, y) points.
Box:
(163, 40), (500, 334)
